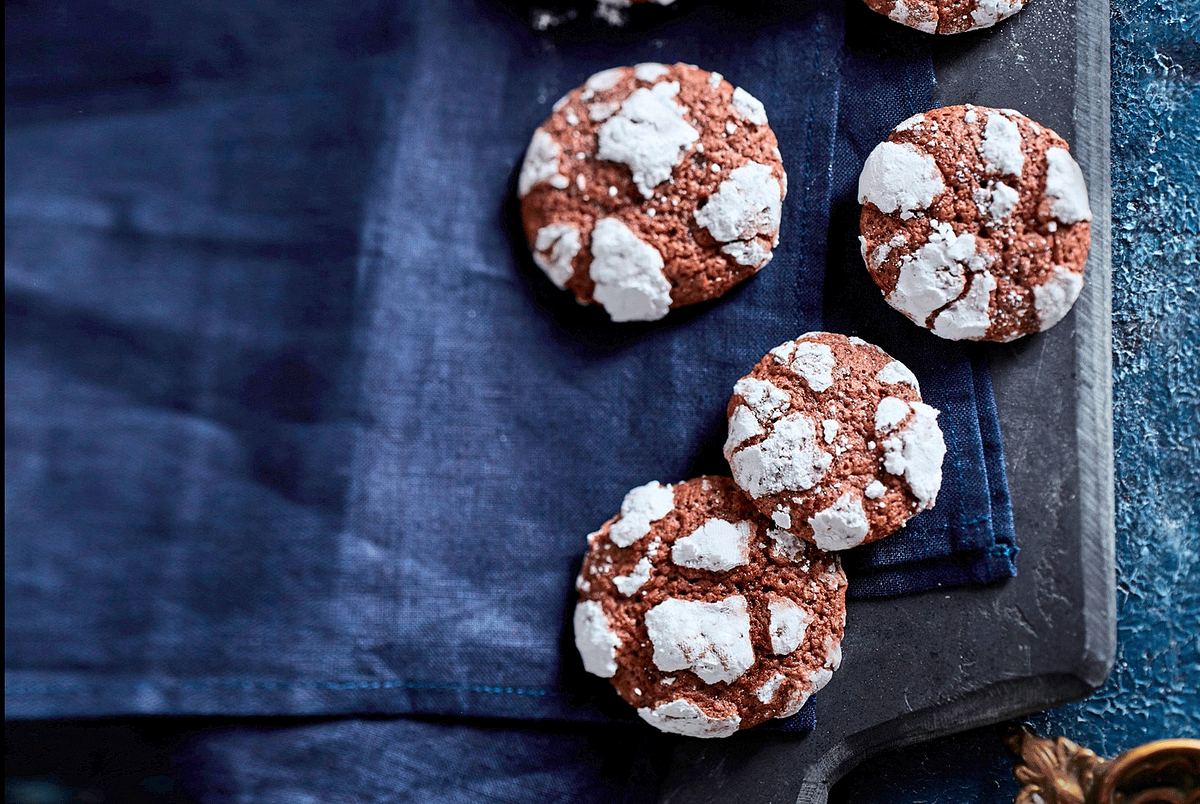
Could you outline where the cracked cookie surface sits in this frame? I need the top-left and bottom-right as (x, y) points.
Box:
(519, 63), (786, 322)
(858, 105), (1092, 341)
(863, 0), (1027, 34)
(573, 476), (846, 737)
(723, 332), (946, 550)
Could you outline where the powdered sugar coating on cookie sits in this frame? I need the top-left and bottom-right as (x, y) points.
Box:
(859, 105), (1092, 341)
(574, 476), (847, 736)
(724, 332), (946, 549)
(588, 217), (673, 322)
(519, 129), (568, 197)
(858, 141), (945, 219)
(637, 699), (740, 738)
(864, 0), (1026, 34)
(694, 161), (783, 269)
(531, 224), (582, 288)
(596, 81), (699, 198)
(609, 481), (674, 547)
(644, 595), (755, 684)
(519, 63), (787, 321)
(671, 518), (751, 571)
(574, 600), (621, 677)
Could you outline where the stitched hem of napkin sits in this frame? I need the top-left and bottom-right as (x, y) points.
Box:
(3, 674), (571, 721)
(3, 674), (819, 736)
(4, 678), (557, 697)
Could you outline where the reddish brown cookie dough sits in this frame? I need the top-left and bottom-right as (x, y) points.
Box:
(863, 0), (1026, 33)
(723, 333), (946, 550)
(519, 63), (787, 322)
(573, 477), (846, 737)
(858, 105), (1092, 342)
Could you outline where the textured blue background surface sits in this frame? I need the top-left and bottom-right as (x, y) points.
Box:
(833, 1), (1200, 799)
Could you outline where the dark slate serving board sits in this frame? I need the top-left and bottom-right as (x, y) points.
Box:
(659, 0), (1114, 800)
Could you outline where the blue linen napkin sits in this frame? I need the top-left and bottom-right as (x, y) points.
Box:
(4, 0), (1015, 731)
(5, 716), (679, 803)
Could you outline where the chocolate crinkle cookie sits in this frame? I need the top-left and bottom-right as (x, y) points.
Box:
(573, 476), (847, 737)
(723, 332), (946, 550)
(863, 0), (1027, 34)
(518, 62), (787, 322)
(858, 105), (1092, 341)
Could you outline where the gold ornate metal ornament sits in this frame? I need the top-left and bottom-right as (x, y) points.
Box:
(1008, 726), (1200, 804)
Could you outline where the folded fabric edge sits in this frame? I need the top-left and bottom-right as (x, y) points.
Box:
(846, 544), (1018, 599)
(4, 673), (817, 735)
(848, 356), (1018, 598)
(974, 353), (1018, 555)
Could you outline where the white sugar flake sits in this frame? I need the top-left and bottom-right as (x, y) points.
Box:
(671, 519), (751, 571)
(786, 341), (835, 392)
(879, 401), (945, 509)
(876, 360), (920, 390)
(633, 62), (669, 82)
(933, 270), (997, 341)
(644, 596), (755, 684)
(888, 221), (989, 327)
(858, 141), (944, 216)
(808, 492), (870, 551)
(597, 81), (699, 198)
(574, 601), (621, 678)
(1033, 265), (1084, 330)
(613, 554), (653, 596)
(768, 596), (812, 654)
(767, 527), (809, 564)
(637, 699), (741, 738)
(728, 412), (833, 499)
(980, 112), (1024, 177)
(1044, 147), (1092, 224)
(694, 162), (783, 270)
(588, 217), (672, 322)
(531, 224), (581, 288)
(519, 128), (566, 197)
(756, 673), (786, 704)
(608, 481), (674, 547)
(731, 86), (768, 126)
(724, 377), (790, 453)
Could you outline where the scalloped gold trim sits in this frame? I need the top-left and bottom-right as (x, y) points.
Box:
(1007, 726), (1200, 804)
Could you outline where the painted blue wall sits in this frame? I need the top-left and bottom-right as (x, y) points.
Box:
(834, 2), (1200, 800)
